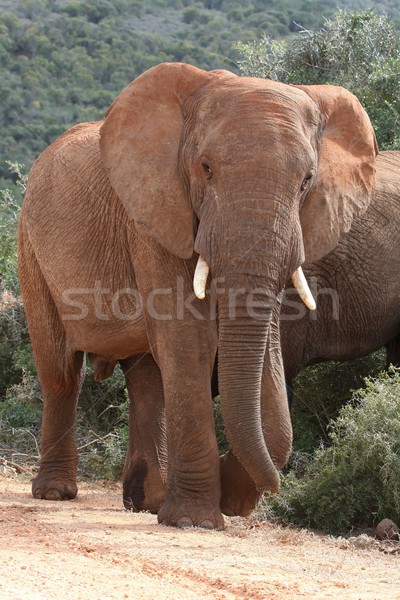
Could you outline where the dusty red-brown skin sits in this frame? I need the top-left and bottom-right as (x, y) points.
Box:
(18, 62), (377, 529)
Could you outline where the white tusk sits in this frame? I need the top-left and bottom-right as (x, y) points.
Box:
(193, 255), (209, 300)
(292, 267), (316, 311)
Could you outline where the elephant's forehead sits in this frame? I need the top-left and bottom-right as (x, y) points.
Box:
(189, 80), (320, 155)
(195, 77), (319, 127)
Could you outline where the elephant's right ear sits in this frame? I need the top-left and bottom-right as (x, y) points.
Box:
(100, 63), (215, 259)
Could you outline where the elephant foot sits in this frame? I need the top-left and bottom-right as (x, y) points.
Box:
(220, 451), (261, 517)
(32, 472), (77, 501)
(123, 459), (165, 514)
(157, 496), (225, 530)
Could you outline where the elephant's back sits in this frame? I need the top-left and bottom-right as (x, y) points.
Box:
(22, 121), (111, 231)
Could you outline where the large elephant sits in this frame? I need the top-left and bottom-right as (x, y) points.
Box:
(281, 151), (400, 391)
(18, 62), (377, 530)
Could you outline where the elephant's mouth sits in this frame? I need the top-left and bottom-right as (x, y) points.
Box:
(193, 254), (316, 311)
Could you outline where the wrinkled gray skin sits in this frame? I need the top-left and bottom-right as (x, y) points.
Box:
(18, 63), (377, 530)
(281, 152), (400, 391)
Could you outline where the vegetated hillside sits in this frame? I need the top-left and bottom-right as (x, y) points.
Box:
(0, 0), (399, 182)
(236, 10), (400, 150)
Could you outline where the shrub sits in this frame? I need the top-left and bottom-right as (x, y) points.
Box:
(290, 350), (386, 455)
(262, 370), (400, 533)
(0, 372), (42, 470)
(0, 292), (30, 396)
(235, 10), (400, 149)
(0, 162), (26, 293)
(76, 365), (128, 480)
(213, 395), (228, 454)
(0, 163), (32, 396)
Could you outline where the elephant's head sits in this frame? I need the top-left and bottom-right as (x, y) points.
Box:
(100, 63), (377, 492)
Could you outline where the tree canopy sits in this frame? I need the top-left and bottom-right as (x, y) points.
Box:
(0, 1), (399, 182)
(236, 10), (400, 150)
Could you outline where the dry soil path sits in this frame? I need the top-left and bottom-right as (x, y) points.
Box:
(0, 477), (399, 599)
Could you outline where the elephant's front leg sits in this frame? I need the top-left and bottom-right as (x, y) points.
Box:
(120, 354), (167, 514)
(136, 251), (221, 529)
(156, 328), (223, 530)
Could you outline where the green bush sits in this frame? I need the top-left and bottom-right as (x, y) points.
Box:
(262, 370), (400, 533)
(213, 395), (228, 454)
(290, 350), (386, 455)
(236, 10), (400, 150)
(0, 294), (30, 396)
(0, 162), (26, 293)
(0, 163), (32, 396)
(1, 373), (42, 429)
(0, 372), (42, 469)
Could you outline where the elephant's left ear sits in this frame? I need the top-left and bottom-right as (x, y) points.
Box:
(296, 84), (378, 263)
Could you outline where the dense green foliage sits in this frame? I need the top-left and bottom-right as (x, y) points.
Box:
(0, 294), (28, 397)
(0, 162), (26, 291)
(1, 1), (399, 183)
(263, 371), (400, 533)
(0, 165), (29, 396)
(290, 350), (386, 455)
(236, 10), (400, 149)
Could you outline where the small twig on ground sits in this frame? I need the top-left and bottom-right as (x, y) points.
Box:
(0, 456), (33, 475)
(20, 428), (41, 457)
(77, 432), (114, 451)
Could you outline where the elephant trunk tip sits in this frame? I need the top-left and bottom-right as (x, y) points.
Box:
(255, 469), (280, 494)
(229, 437), (281, 495)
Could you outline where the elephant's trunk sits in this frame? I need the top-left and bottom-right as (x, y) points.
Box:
(194, 183), (305, 492)
(217, 284), (280, 492)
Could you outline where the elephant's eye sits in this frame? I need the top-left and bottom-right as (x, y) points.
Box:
(202, 162), (212, 180)
(301, 173), (313, 192)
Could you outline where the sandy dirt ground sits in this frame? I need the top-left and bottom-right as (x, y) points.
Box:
(0, 475), (399, 600)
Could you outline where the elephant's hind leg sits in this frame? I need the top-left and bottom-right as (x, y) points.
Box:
(18, 228), (84, 500)
(219, 451), (261, 517)
(32, 350), (84, 501)
(120, 354), (167, 514)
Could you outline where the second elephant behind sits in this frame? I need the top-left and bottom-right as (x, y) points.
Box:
(281, 151), (400, 390)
